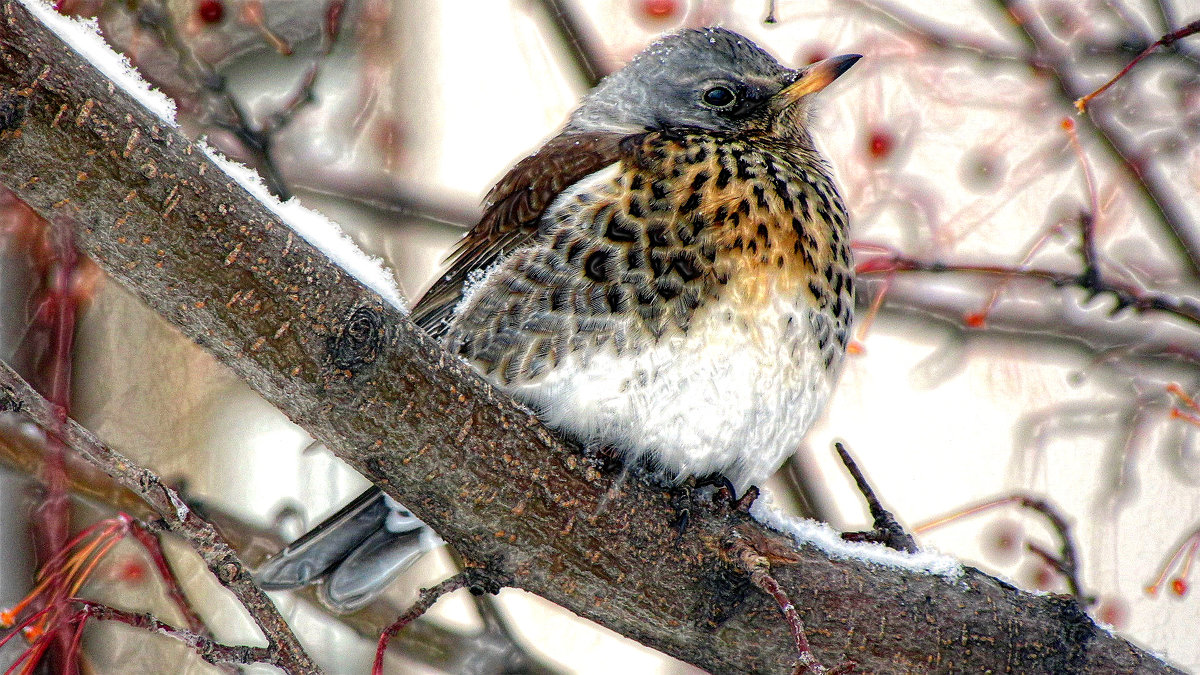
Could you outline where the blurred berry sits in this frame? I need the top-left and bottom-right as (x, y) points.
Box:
(982, 518), (1023, 564)
(867, 128), (894, 162)
(1095, 597), (1128, 628)
(197, 0), (224, 24)
(960, 149), (1005, 192)
(635, 0), (680, 21)
(1171, 578), (1189, 597)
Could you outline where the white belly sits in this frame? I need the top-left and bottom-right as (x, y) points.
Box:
(504, 290), (835, 491)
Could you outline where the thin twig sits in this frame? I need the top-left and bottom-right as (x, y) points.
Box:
(532, 0), (606, 87)
(373, 573), (472, 675)
(126, 524), (208, 636)
(1075, 19), (1200, 112)
(992, 0), (1200, 277)
(845, 0), (1024, 64)
(855, 249), (1200, 329)
(834, 443), (918, 553)
(133, 0), (342, 199)
(915, 493), (1091, 605)
(68, 600), (274, 667)
(0, 362), (322, 674)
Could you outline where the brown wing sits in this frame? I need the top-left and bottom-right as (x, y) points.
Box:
(410, 131), (637, 339)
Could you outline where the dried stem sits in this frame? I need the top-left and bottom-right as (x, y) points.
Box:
(1075, 19), (1200, 112)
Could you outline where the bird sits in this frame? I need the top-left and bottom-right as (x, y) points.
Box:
(256, 26), (859, 613)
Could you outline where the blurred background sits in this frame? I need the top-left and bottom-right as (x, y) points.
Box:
(2, 0), (1200, 672)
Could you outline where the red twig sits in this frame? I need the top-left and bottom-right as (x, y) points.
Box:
(373, 573), (472, 675)
(1145, 525), (1200, 598)
(0, 363), (321, 673)
(127, 523), (207, 634)
(726, 536), (855, 675)
(1075, 19), (1200, 112)
(26, 216), (80, 672)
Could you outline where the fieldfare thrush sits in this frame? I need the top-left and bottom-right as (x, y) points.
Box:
(258, 26), (859, 613)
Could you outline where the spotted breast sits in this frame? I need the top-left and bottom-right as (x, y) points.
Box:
(445, 130), (854, 490)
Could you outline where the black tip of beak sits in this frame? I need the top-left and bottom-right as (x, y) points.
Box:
(829, 54), (862, 79)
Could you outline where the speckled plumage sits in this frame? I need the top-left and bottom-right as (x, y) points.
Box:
(436, 114), (855, 490)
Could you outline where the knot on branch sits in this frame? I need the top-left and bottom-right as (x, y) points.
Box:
(0, 384), (21, 413)
(463, 565), (509, 596)
(327, 305), (387, 372)
(0, 92), (27, 132)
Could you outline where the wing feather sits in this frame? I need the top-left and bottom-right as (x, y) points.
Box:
(410, 131), (637, 339)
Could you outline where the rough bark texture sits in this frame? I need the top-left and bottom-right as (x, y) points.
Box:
(0, 3), (1182, 673)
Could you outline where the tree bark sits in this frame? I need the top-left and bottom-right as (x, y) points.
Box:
(0, 2), (1182, 672)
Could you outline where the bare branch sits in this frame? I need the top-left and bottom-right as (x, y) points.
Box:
(69, 600), (274, 667)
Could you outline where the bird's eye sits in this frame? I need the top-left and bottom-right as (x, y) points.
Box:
(702, 85), (737, 108)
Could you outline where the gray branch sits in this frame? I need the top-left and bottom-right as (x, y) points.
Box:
(0, 2), (1182, 672)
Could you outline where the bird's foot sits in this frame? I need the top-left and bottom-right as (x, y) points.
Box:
(698, 474), (760, 515)
(581, 442), (624, 476)
(670, 474), (758, 534)
(669, 477), (699, 535)
(726, 533), (856, 675)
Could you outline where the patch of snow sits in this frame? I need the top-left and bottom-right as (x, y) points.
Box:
(167, 488), (191, 522)
(449, 258), (504, 323)
(199, 141), (407, 311)
(750, 492), (964, 579)
(20, 0), (177, 126)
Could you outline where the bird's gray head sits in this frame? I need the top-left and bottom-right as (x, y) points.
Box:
(567, 27), (859, 138)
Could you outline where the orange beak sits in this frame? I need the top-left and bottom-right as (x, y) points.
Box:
(778, 54), (862, 104)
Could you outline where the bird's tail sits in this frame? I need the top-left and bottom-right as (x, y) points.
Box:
(256, 487), (442, 613)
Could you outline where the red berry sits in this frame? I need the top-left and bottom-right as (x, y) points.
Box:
(1171, 577), (1189, 596)
(115, 559), (147, 584)
(801, 46), (829, 65)
(197, 0), (224, 24)
(638, 0), (678, 20)
(867, 129), (893, 161)
(1095, 598), (1128, 628)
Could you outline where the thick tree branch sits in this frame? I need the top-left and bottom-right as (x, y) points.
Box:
(0, 2), (1183, 672)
